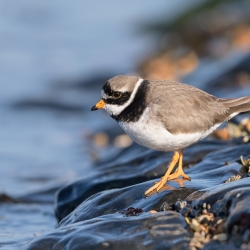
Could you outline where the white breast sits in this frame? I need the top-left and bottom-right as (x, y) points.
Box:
(119, 107), (221, 151)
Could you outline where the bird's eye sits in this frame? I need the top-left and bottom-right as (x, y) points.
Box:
(113, 92), (121, 99)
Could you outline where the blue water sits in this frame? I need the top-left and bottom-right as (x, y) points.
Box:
(0, 0), (204, 248)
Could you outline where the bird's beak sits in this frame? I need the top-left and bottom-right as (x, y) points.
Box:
(91, 99), (105, 111)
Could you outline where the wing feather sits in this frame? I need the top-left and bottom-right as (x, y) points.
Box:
(146, 80), (230, 134)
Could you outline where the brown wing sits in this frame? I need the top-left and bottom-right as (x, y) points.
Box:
(146, 80), (230, 134)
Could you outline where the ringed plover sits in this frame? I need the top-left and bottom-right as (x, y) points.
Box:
(91, 75), (250, 196)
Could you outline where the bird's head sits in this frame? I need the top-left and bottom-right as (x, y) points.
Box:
(91, 75), (142, 116)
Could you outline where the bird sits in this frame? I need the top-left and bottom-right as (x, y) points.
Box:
(91, 75), (250, 196)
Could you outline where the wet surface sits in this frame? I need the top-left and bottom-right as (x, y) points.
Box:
(56, 142), (249, 226)
(55, 138), (247, 222)
(23, 141), (250, 249)
(23, 212), (190, 250)
(2, 0), (250, 249)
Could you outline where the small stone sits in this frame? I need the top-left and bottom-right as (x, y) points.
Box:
(102, 241), (110, 247)
(180, 204), (192, 217)
(216, 219), (223, 225)
(190, 218), (206, 232)
(198, 214), (213, 225)
(160, 202), (172, 211)
(213, 233), (227, 241)
(243, 136), (250, 143)
(213, 128), (230, 140)
(175, 200), (187, 212)
(92, 132), (109, 147)
(202, 209), (208, 214)
(148, 210), (158, 214)
(225, 174), (241, 183)
(185, 217), (191, 224)
(113, 134), (133, 148)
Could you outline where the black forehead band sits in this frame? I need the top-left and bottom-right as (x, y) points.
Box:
(102, 80), (131, 105)
(102, 82), (112, 96)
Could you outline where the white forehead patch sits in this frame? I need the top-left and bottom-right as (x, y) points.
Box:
(101, 90), (109, 99)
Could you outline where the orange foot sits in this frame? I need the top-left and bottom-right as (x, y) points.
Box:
(144, 151), (180, 196)
(144, 149), (191, 196)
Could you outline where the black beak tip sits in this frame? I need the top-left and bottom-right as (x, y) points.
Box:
(91, 105), (98, 111)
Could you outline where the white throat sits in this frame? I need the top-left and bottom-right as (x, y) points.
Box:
(103, 78), (144, 116)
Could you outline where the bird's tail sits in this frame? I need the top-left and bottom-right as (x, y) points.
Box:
(219, 97), (250, 118)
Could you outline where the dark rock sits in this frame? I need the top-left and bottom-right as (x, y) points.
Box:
(22, 115), (250, 250)
(188, 178), (250, 214)
(222, 188), (250, 235)
(55, 138), (245, 221)
(23, 212), (190, 250)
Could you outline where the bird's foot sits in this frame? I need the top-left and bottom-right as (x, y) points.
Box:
(144, 178), (167, 196)
(168, 170), (191, 181)
(144, 176), (171, 196)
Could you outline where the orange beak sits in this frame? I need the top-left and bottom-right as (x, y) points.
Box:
(91, 99), (105, 111)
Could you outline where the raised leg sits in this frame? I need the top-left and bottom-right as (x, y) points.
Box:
(144, 151), (179, 196)
(168, 149), (191, 180)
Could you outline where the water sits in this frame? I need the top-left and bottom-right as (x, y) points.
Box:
(0, 0), (204, 248)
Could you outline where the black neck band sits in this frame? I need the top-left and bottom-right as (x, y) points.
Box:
(111, 80), (149, 123)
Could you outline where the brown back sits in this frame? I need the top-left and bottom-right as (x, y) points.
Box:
(146, 80), (235, 134)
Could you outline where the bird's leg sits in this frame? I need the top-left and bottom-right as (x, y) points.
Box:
(168, 149), (191, 180)
(144, 151), (179, 196)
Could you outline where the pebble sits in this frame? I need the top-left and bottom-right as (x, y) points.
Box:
(212, 233), (227, 241)
(160, 202), (172, 211)
(190, 218), (206, 232)
(148, 210), (158, 214)
(174, 200), (187, 212)
(197, 214), (213, 225)
(225, 174), (241, 183)
(92, 132), (109, 147)
(113, 134), (133, 148)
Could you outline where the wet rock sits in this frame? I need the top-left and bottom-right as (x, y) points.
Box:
(181, 178), (250, 249)
(57, 183), (195, 227)
(188, 178), (250, 213)
(22, 126), (250, 250)
(23, 119), (250, 250)
(55, 138), (245, 221)
(222, 188), (250, 235)
(23, 212), (190, 250)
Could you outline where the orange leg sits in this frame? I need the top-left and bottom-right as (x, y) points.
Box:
(168, 149), (191, 180)
(144, 151), (179, 196)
